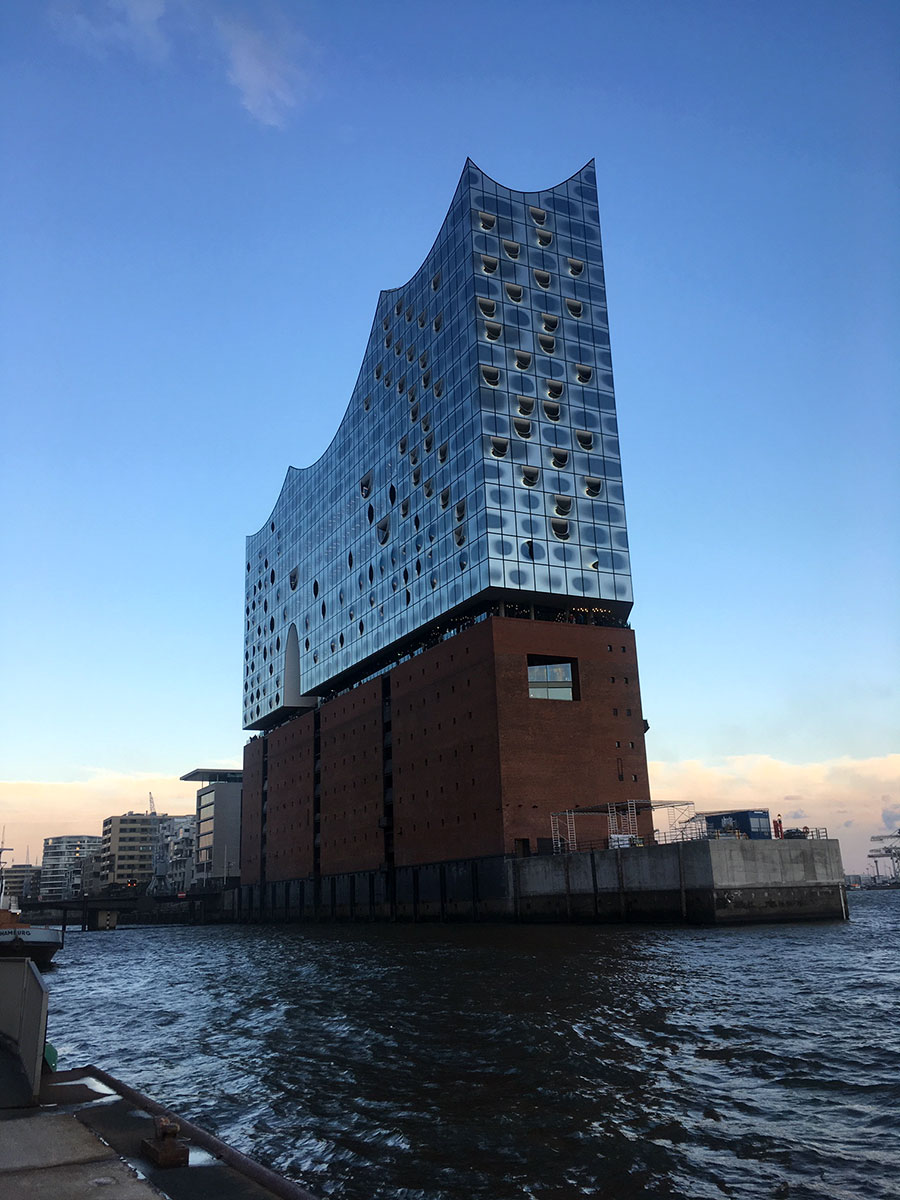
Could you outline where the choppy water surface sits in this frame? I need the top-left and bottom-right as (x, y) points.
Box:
(45, 892), (898, 1199)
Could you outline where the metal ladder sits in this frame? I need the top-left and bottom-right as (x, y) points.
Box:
(608, 798), (639, 841)
(550, 810), (578, 853)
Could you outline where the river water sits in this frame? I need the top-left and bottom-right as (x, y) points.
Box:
(43, 892), (898, 1200)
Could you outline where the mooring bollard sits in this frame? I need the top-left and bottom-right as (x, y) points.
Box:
(140, 1114), (190, 1168)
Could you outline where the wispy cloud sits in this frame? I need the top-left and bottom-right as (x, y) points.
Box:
(49, 1), (312, 128)
(214, 16), (307, 129)
(50, 0), (170, 62)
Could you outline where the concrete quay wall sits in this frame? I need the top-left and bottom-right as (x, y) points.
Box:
(228, 839), (847, 925)
(511, 838), (847, 923)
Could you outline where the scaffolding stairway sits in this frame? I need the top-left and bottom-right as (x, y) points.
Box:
(550, 810), (578, 853)
(608, 799), (639, 843)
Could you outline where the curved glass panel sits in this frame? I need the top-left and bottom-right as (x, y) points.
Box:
(243, 159), (632, 729)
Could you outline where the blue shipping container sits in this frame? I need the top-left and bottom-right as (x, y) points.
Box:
(704, 810), (772, 840)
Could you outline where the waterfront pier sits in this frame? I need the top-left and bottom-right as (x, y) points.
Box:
(230, 837), (848, 925)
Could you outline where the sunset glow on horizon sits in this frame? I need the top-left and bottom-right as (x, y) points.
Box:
(1, 1), (896, 881)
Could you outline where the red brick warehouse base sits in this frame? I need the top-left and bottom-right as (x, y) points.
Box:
(241, 616), (653, 885)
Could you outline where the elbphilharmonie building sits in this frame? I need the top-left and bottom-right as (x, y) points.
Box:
(241, 162), (652, 902)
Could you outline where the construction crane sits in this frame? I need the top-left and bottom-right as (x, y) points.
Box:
(147, 792), (157, 816)
(0, 826), (13, 870)
(868, 829), (900, 880)
(0, 828), (14, 906)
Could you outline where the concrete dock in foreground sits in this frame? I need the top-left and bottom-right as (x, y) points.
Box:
(0, 1103), (161, 1200)
(0, 1061), (318, 1200)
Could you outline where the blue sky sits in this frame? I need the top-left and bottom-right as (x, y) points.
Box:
(1, 0), (897, 871)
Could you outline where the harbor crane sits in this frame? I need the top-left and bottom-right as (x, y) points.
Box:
(868, 829), (900, 880)
(0, 829), (14, 905)
(0, 827), (13, 870)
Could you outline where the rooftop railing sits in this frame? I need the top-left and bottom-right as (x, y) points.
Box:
(552, 826), (830, 854)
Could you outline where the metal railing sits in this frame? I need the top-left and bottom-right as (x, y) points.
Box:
(651, 826), (714, 846)
(552, 826), (830, 854)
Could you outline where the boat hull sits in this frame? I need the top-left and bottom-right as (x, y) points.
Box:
(0, 929), (63, 967)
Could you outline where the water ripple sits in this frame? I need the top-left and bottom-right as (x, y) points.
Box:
(44, 892), (899, 1199)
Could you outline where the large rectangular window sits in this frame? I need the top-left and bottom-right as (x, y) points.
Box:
(527, 657), (578, 700)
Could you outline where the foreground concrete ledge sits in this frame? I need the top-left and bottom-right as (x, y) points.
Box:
(0, 1112), (116, 1173)
(1, 1155), (160, 1200)
(0, 1111), (162, 1200)
(0, 1068), (319, 1200)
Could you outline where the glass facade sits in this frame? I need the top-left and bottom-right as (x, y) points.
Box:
(244, 161), (632, 730)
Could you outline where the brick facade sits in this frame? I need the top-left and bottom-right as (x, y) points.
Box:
(241, 617), (653, 883)
(391, 619), (504, 867)
(266, 711), (317, 881)
(240, 736), (264, 886)
(492, 620), (651, 853)
(319, 680), (385, 875)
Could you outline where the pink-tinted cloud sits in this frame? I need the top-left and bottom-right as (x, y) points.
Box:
(2, 755), (895, 877)
(0, 769), (222, 865)
(649, 753), (899, 874)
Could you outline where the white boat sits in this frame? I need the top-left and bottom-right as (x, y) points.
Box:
(0, 909), (63, 967)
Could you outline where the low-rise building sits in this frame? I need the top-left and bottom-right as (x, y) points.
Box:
(101, 812), (191, 889)
(40, 835), (103, 900)
(180, 769), (242, 888)
(80, 851), (106, 896)
(150, 815), (197, 895)
(0, 863), (41, 905)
